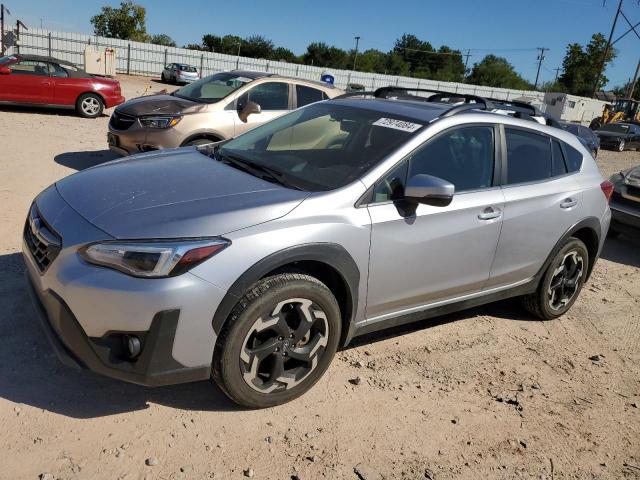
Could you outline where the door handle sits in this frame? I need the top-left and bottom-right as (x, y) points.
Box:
(478, 206), (502, 220)
(560, 198), (577, 209)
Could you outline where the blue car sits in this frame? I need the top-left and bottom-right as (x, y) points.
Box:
(561, 122), (600, 157)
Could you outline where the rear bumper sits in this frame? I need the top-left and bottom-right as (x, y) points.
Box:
(25, 271), (211, 386)
(104, 94), (126, 109)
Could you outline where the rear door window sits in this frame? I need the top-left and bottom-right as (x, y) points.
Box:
(551, 140), (568, 177)
(505, 128), (553, 184)
(296, 85), (325, 107)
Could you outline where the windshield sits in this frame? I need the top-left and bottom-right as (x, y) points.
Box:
(217, 103), (424, 191)
(599, 124), (630, 133)
(173, 72), (253, 103)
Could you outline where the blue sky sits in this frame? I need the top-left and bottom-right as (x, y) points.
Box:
(7, 0), (640, 88)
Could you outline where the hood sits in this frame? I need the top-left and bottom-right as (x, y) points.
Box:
(115, 94), (205, 116)
(55, 149), (309, 239)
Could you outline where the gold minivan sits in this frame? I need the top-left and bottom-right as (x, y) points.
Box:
(107, 70), (343, 155)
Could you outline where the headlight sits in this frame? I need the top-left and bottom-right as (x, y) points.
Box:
(139, 115), (182, 129)
(79, 238), (229, 278)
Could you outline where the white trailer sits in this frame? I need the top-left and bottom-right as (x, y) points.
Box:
(543, 92), (610, 125)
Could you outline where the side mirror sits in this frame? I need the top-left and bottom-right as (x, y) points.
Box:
(238, 100), (261, 122)
(0, 65), (11, 75)
(404, 174), (454, 206)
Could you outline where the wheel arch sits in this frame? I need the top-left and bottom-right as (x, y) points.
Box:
(180, 131), (224, 147)
(536, 217), (602, 284)
(211, 243), (360, 348)
(76, 90), (106, 107)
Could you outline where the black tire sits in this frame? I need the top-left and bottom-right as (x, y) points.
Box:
(161, 72), (167, 83)
(212, 273), (342, 408)
(76, 93), (104, 118)
(184, 138), (218, 147)
(522, 237), (589, 320)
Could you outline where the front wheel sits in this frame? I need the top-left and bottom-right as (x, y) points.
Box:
(522, 237), (589, 320)
(212, 273), (342, 408)
(618, 140), (626, 152)
(76, 93), (104, 118)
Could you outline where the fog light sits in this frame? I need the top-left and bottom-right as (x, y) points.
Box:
(124, 335), (142, 358)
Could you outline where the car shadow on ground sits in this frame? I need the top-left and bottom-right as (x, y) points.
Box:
(0, 104), (107, 118)
(54, 150), (120, 171)
(601, 235), (640, 268)
(0, 253), (237, 419)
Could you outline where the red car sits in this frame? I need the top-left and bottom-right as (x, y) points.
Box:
(0, 54), (125, 117)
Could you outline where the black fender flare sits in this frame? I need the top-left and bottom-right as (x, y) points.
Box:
(533, 216), (602, 286)
(211, 243), (360, 343)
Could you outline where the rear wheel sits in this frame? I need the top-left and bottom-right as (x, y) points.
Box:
(618, 139), (626, 152)
(76, 93), (104, 118)
(161, 72), (167, 83)
(212, 273), (341, 408)
(522, 238), (588, 320)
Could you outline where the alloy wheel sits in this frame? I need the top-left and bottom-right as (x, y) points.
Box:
(81, 97), (101, 116)
(618, 140), (625, 152)
(240, 298), (329, 393)
(547, 251), (584, 311)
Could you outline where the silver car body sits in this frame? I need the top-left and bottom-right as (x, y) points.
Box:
(162, 63), (199, 83)
(24, 99), (611, 386)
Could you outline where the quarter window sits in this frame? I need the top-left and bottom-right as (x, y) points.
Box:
(408, 126), (495, 192)
(372, 161), (408, 203)
(505, 128), (553, 184)
(563, 142), (583, 172)
(296, 85), (325, 107)
(242, 82), (289, 111)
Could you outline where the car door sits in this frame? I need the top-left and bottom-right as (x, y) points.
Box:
(233, 81), (291, 136)
(486, 126), (583, 289)
(365, 124), (505, 321)
(0, 59), (54, 104)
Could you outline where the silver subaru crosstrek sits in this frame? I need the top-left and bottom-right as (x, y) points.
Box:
(24, 90), (612, 408)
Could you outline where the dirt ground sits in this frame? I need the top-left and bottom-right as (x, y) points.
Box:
(0, 76), (639, 480)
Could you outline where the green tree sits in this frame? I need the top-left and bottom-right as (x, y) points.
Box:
(302, 42), (348, 68)
(558, 33), (616, 96)
(352, 49), (388, 73)
(202, 34), (243, 55)
(183, 43), (206, 51)
(271, 47), (299, 63)
(90, 1), (149, 41)
(242, 35), (274, 59)
(467, 55), (532, 89)
(150, 34), (176, 47)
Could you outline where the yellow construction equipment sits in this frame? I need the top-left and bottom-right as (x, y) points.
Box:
(590, 98), (640, 129)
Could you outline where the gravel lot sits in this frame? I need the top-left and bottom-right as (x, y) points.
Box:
(0, 76), (639, 480)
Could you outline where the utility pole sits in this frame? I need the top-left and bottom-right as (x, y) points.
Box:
(627, 58), (640, 99)
(352, 36), (360, 71)
(534, 47), (547, 90)
(0, 4), (6, 55)
(236, 41), (241, 69)
(463, 49), (472, 75)
(592, 0), (623, 97)
(554, 67), (561, 82)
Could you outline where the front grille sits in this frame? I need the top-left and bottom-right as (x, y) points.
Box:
(24, 205), (62, 273)
(110, 111), (136, 130)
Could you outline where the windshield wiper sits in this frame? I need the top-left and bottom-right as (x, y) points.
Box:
(216, 152), (302, 190)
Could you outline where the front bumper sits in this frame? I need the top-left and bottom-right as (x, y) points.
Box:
(22, 187), (228, 386)
(108, 123), (185, 155)
(25, 273), (210, 386)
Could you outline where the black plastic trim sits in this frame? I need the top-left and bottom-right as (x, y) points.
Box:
(211, 243), (360, 346)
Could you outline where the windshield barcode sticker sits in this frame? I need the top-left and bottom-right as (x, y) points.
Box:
(373, 118), (423, 132)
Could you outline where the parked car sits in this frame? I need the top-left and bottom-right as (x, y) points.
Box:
(161, 63), (199, 84)
(25, 90), (611, 408)
(561, 122), (600, 157)
(0, 54), (124, 117)
(594, 122), (640, 152)
(108, 70), (342, 155)
(608, 164), (640, 238)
